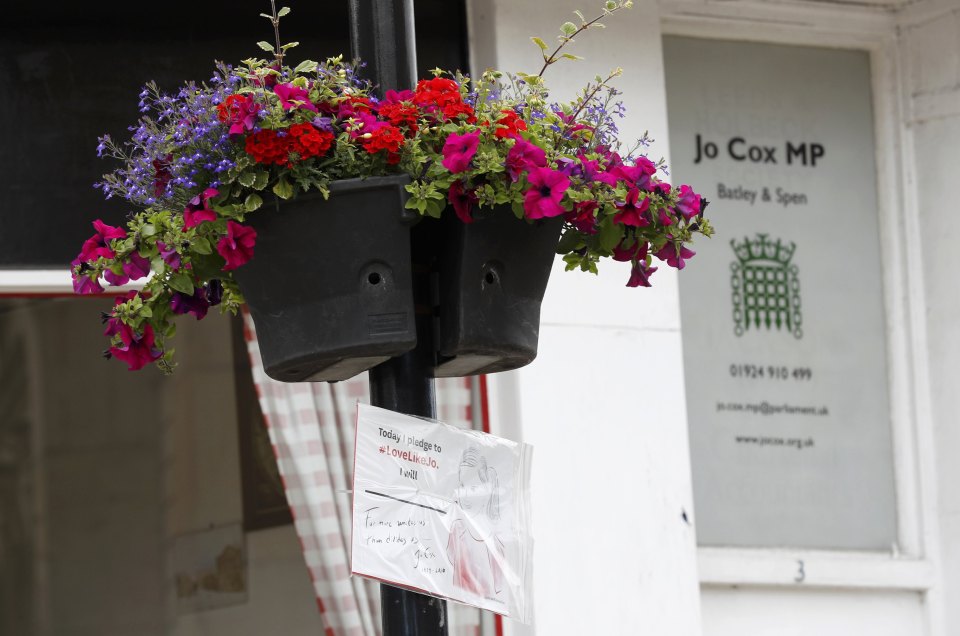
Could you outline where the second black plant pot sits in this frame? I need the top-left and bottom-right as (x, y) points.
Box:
(233, 175), (416, 383)
(433, 207), (563, 377)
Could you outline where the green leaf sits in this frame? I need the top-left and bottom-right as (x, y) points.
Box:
(272, 178), (294, 200)
(281, 42), (299, 50)
(168, 273), (194, 295)
(245, 193), (263, 212)
(192, 237), (212, 255)
(598, 218), (621, 251)
(277, 6), (291, 16)
(260, 13), (273, 19)
(556, 230), (584, 254)
(561, 53), (584, 61)
(139, 305), (153, 318)
(531, 36), (548, 51)
(294, 59), (318, 74)
(605, 0), (617, 10)
(141, 224), (157, 237)
(560, 21), (577, 36)
(425, 199), (444, 219)
(237, 171), (256, 187)
(256, 41), (275, 52)
(574, 9), (586, 22)
(252, 170), (269, 191)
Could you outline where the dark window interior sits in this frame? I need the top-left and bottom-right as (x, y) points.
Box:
(0, 0), (468, 267)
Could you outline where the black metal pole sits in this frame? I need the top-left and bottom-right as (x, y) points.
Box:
(348, 2), (448, 634)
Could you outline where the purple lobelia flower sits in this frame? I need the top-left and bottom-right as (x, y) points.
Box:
(523, 167), (570, 219)
(441, 131), (481, 174)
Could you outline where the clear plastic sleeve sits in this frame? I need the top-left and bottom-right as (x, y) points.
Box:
(351, 403), (534, 624)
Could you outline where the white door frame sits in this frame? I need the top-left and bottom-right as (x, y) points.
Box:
(658, 2), (944, 635)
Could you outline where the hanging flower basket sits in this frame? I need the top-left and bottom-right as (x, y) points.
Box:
(434, 209), (562, 377)
(71, 0), (712, 379)
(232, 175), (416, 382)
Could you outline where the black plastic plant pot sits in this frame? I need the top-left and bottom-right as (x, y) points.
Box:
(433, 207), (563, 378)
(232, 175), (417, 383)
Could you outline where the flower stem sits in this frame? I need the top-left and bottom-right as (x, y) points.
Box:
(269, 0), (284, 66)
(536, 4), (628, 78)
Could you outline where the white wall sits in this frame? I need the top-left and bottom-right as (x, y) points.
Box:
(902, 5), (960, 635)
(470, 1), (703, 634)
(701, 588), (925, 635)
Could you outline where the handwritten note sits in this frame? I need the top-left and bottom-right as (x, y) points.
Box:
(351, 404), (533, 622)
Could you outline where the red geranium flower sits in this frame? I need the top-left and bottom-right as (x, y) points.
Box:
(245, 129), (290, 166)
(363, 125), (405, 164)
(377, 102), (420, 135)
(288, 123), (334, 161)
(494, 109), (527, 139)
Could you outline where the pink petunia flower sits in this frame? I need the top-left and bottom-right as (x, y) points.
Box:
(109, 323), (162, 371)
(170, 288), (210, 320)
(626, 260), (657, 287)
(613, 188), (651, 227)
(655, 240), (696, 270)
(79, 219), (127, 262)
(157, 241), (181, 270)
(217, 221), (257, 271)
(523, 167), (570, 219)
(505, 139), (546, 182)
(675, 184), (702, 220)
(565, 200), (599, 234)
(71, 258), (103, 295)
(612, 238), (648, 262)
(104, 252), (152, 286)
(273, 83), (318, 112)
(441, 131), (481, 173)
(183, 188), (219, 230)
(448, 180), (478, 224)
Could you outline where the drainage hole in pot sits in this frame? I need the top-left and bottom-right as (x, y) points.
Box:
(484, 270), (499, 285)
(368, 272), (383, 285)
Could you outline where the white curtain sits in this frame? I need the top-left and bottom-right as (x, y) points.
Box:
(242, 312), (481, 636)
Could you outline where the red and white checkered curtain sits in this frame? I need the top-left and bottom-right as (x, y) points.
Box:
(242, 312), (481, 636)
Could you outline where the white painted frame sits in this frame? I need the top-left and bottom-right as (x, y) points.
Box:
(658, 2), (944, 634)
